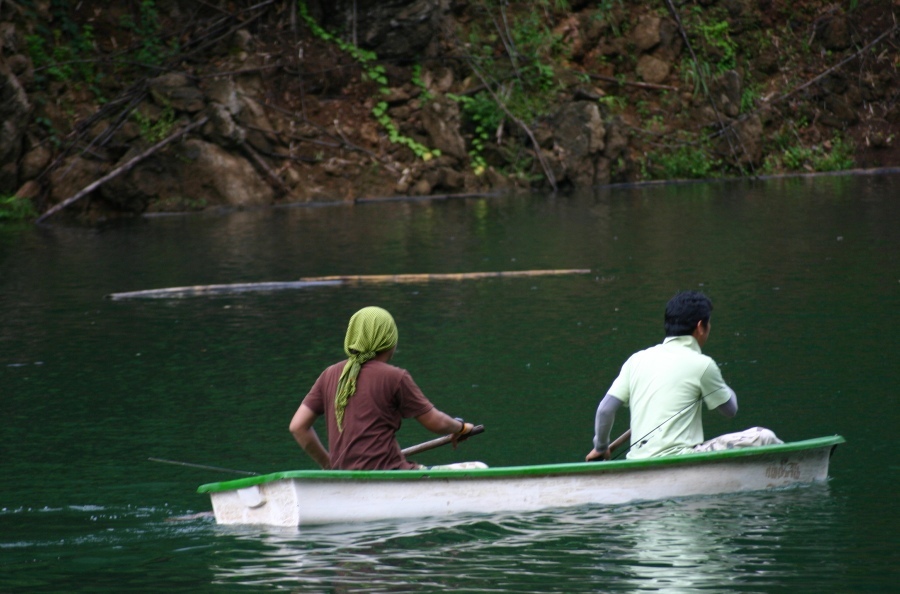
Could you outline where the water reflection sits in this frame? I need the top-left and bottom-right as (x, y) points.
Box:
(209, 486), (841, 593)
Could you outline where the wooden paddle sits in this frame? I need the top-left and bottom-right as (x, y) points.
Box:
(610, 429), (632, 453)
(586, 429), (632, 462)
(402, 424), (485, 457)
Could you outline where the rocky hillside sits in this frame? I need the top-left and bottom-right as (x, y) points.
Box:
(0, 0), (897, 223)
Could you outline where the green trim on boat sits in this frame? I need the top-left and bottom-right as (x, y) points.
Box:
(197, 435), (844, 494)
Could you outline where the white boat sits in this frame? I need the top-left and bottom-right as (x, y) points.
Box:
(197, 435), (844, 527)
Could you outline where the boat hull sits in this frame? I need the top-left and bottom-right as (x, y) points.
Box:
(198, 436), (843, 527)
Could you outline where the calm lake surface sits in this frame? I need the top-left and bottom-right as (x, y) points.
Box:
(2, 174), (898, 593)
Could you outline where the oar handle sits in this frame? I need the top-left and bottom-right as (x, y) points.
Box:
(610, 429), (632, 452)
(586, 429), (632, 463)
(402, 424), (485, 457)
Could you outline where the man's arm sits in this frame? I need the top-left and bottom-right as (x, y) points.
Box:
(416, 407), (474, 436)
(289, 403), (331, 469)
(586, 393), (624, 461)
(715, 388), (738, 418)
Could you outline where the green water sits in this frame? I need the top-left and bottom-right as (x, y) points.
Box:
(2, 175), (898, 592)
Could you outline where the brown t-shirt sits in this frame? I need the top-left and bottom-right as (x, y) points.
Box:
(302, 360), (435, 470)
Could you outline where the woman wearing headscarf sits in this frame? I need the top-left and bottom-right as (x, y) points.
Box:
(290, 306), (477, 470)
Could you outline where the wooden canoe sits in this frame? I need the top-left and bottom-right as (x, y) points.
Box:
(197, 435), (844, 527)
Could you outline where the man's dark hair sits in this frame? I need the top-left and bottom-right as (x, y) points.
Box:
(664, 291), (713, 336)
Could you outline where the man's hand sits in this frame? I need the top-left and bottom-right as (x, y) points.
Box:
(451, 420), (475, 448)
(585, 447), (611, 462)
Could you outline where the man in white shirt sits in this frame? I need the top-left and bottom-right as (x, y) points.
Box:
(586, 291), (781, 461)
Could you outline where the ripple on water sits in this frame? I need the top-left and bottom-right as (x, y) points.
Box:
(194, 485), (856, 593)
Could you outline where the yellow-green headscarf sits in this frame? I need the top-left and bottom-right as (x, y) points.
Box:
(335, 306), (399, 431)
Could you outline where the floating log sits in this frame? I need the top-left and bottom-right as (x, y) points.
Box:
(107, 269), (591, 300)
(107, 280), (341, 300)
(297, 269), (591, 284)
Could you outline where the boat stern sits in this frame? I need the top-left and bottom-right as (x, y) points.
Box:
(207, 480), (301, 527)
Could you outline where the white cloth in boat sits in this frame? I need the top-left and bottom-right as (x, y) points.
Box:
(418, 461), (489, 470)
(692, 426), (783, 452)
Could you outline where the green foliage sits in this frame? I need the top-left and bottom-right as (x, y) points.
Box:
(681, 57), (712, 97)
(0, 195), (38, 222)
(643, 142), (720, 180)
(678, 6), (740, 105)
(132, 104), (177, 143)
(411, 65), (432, 103)
(452, 0), (571, 174)
(298, 1), (439, 161)
(119, 0), (173, 66)
(696, 19), (737, 72)
(635, 99), (651, 119)
(371, 102), (439, 160)
(449, 92), (506, 175)
(593, 0), (625, 37)
(466, 1), (564, 120)
(597, 95), (627, 111)
(740, 85), (760, 114)
(24, 0), (173, 93)
(26, 23), (99, 88)
(762, 134), (855, 173)
(34, 114), (61, 148)
(297, 1), (386, 85)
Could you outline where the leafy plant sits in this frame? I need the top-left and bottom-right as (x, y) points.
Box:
(371, 102), (439, 160)
(740, 85), (760, 114)
(681, 56), (712, 97)
(26, 25), (99, 87)
(597, 95), (627, 111)
(34, 115), (62, 148)
(450, 0), (570, 177)
(0, 195), (38, 222)
(449, 92), (505, 175)
(593, 0), (625, 37)
(298, 1), (439, 161)
(132, 104), (177, 143)
(762, 135), (855, 173)
(120, 0), (173, 66)
(643, 141), (720, 180)
(696, 19), (737, 72)
(411, 64), (432, 103)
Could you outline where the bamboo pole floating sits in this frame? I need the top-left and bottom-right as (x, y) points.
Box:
(107, 280), (342, 300)
(296, 269), (592, 284)
(106, 269), (592, 300)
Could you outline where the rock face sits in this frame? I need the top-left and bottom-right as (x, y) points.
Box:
(552, 101), (606, 187)
(0, 0), (896, 221)
(420, 97), (467, 161)
(99, 140), (274, 212)
(148, 73), (206, 113)
(319, 0), (446, 58)
(0, 61), (30, 193)
(177, 140), (275, 208)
